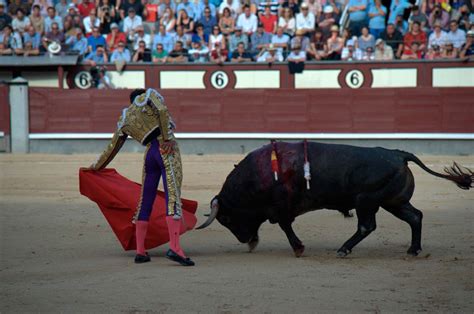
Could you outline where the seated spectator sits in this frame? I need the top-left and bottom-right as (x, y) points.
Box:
(175, 25), (192, 49)
(83, 8), (100, 35)
(305, 0), (322, 20)
(158, 0), (177, 18)
(23, 41), (40, 56)
(210, 42), (228, 64)
(260, 6), (277, 34)
(123, 8), (143, 36)
(142, 0), (159, 34)
(152, 43), (168, 63)
(8, 0), (30, 17)
(177, 0), (197, 20)
(447, 20), (466, 49)
(23, 26), (41, 51)
(84, 45), (108, 65)
(28, 5), (44, 34)
(401, 41), (422, 59)
(130, 25), (151, 50)
(218, 7), (235, 36)
(229, 26), (248, 52)
(88, 26), (106, 51)
(209, 25), (225, 50)
(66, 4), (79, 21)
(0, 25), (23, 55)
(218, 0), (240, 19)
(307, 28), (327, 60)
(56, 0), (69, 19)
(281, 0), (300, 17)
(120, 0), (144, 19)
(167, 40), (189, 62)
(429, 22), (448, 48)
(380, 23), (403, 58)
(287, 44), (306, 62)
(394, 14), (408, 35)
(111, 41), (131, 62)
(361, 46), (375, 60)
(160, 7), (177, 33)
(106, 23), (126, 52)
(193, 23), (209, 46)
(32, 0), (52, 17)
(188, 39), (209, 62)
(250, 22), (272, 55)
(237, 5), (258, 36)
(358, 26), (375, 51)
(402, 21), (427, 57)
(374, 38), (394, 60)
(409, 5), (428, 32)
(198, 0), (217, 20)
(341, 27), (352, 45)
(425, 44), (443, 60)
(12, 9), (31, 35)
(291, 29), (310, 52)
(326, 25), (344, 60)
(78, 0), (96, 18)
(200, 6), (217, 36)
(0, 3), (12, 32)
(341, 39), (362, 60)
(63, 16), (79, 38)
(230, 41), (252, 62)
(295, 3), (315, 36)
(318, 5), (337, 39)
(256, 44), (283, 62)
(42, 22), (65, 50)
(455, 4), (471, 31)
(428, 4), (449, 30)
(460, 30), (474, 59)
(347, 0), (368, 37)
(441, 42), (458, 59)
(271, 27), (290, 54)
(98, 0), (115, 34)
(45, 6), (63, 33)
(132, 40), (152, 61)
(368, 0), (387, 39)
(388, 0), (411, 25)
(177, 9), (194, 34)
(66, 28), (88, 55)
(278, 7), (295, 37)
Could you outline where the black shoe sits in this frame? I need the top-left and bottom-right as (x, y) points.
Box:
(134, 254), (151, 264)
(166, 249), (195, 266)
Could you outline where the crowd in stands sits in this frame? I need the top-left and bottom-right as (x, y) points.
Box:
(0, 0), (473, 63)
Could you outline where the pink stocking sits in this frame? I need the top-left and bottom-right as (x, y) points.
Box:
(166, 216), (185, 257)
(135, 221), (149, 256)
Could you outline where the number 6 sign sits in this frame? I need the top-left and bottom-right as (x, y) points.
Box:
(210, 71), (229, 89)
(345, 70), (364, 89)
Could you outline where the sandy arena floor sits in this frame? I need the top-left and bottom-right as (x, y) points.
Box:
(0, 152), (473, 313)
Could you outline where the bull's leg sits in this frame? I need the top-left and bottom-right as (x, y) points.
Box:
(337, 207), (378, 257)
(279, 221), (305, 257)
(384, 203), (423, 256)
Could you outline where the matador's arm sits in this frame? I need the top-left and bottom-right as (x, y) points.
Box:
(91, 130), (128, 170)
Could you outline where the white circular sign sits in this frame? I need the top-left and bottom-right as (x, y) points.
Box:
(210, 71), (229, 89)
(74, 71), (93, 89)
(345, 70), (364, 89)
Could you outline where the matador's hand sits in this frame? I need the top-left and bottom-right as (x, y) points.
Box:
(160, 141), (176, 155)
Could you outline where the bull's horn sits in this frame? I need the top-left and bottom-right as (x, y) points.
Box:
(195, 198), (219, 229)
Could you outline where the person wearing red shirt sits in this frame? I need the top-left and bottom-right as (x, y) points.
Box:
(106, 23), (127, 52)
(78, 0), (96, 18)
(402, 21), (427, 56)
(259, 6), (277, 34)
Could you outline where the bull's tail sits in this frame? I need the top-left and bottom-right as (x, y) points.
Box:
(400, 151), (473, 190)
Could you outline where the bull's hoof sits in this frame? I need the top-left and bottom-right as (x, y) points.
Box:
(407, 247), (422, 256)
(247, 239), (259, 253)
(293, 245), (305, 258)
(336, 248), (351, 258)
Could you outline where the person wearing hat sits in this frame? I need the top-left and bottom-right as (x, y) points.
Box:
(428, 21), (447, 49)
(318, 5), (337, 38)
(287, 43), (306, 62)
(347, 0), (368, 37)
(106, 23), (126, 52)
(295, 2), (315, 36)
(256, 43), (283, 62)
(291, 28), (310, 52)
(123, 7), (143, 36)
(229, 26), (249, 52)
(388, 0), (412, 25)
(250, 21), (271, 55)
(368, 0), (387, 39)
(326, 24), (343, 60)
(131, 25), (151, 50)
(374, 38), (394, 60)
(236, 5), (258, 36)
(460, 30), (474, 58)
(428, 4), (449, 30)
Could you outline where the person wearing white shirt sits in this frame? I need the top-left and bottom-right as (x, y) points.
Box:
(287, 46), (307, 62)
(236, 5), (257, 36)
(12, 9), (31, 34)
(446, 20), (466, 49)
(83, 8), (101, 34)
(218, 0), (240, 18)
(130, 25), (151, 50)
(256, 44), (284, 62)
(123, 7), (143, 35)
(428, 22), (447, 48)
(295, 3), (315, 35)
(341, 39), (363, 60)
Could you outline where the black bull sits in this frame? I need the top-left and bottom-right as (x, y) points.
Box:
(197, 142), (473, 257)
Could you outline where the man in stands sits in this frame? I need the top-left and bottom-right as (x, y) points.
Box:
(130, 25), (151, 50)
(0, 25), (23, 55)
(167, 40), (189, 63)
(12, 9), (31, 35)
(295, 3), (315, 37)
(78, 0), (96, 18)
(250, 22), (271, 56)
(271, 27), (290, 55)
(111, 40), (131, 62)
(107, 23), (127, 52)
(66, 28), (88, 55)
(42, 22), (64, 51)
(88, 26), (106, 52)
(229, 26), (248, 52)
(460, 30), (474, 59)
(347, 0), (368, 37)
(132, 39), (152, 62)
(231, 41), (252, 62)
(153, 23), (175, 55)
(188, 39), (209, 62)
(256, 43), (283, 62)
(447, 20), (466, 50)
(199, 6), (217, 36)
(260, 5), (277, 34)
(120, 0), (144, 20)
(123, 7), (143, 36)
(374, 38), (393, 60)
(84, 44), (108, 65)
(236, 5), (257, 36)
(380, 23), (403, 58)
(45, 6), (63, 33)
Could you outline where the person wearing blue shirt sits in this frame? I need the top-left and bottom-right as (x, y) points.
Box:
(199, 7), (217, 36)
(23, 26), (41, 49)
(87, 27), (106, 51)
(196, 0), (217, 20)
(368, 0), (387, 39)
(177, 0), (197, 20)
(66, 28), (88, 55)
(44, 7), (63, 33)
(84, 45), (108, 65)
(388, 0), (412, 25)
(347, 0), (368, 37)
(153, 24), (175, 52)
(110, 41), (132, 62)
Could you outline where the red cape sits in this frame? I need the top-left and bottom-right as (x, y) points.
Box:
(79, 168), (198, 251)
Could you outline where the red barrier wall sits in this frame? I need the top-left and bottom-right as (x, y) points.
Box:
(0, 85), (10, 135)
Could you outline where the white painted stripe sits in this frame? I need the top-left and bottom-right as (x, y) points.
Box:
(108, 71), (145, 89)
(371, 69), (417, 88)
(234, 70), (280, 89)
(295, 70), (341, 89)
(432, 67), (474, 87)
(0, 131), (4, 137)
(22, 72), (59, 88)
(29, 133), (474, 140)
(160, 71), (206, 89)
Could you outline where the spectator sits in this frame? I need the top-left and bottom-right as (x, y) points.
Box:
(160, 7), (177, 33)
(230, 41), (252, 62)
(257, 0), (279, 16)
(188, 39), (209, 62)
(341, 27), (352, 45)
(447, 20), (466, 49)
(455, 4), (471, 31)
(132, 39), (152, 61)
(131, 25), (151, 50)
(236, 5), (258, 36)
(12, 9), (31, 35)
(341, 38), (362, 60)
(198, 0), (217, 19)
(441, 41), (458, 58)
(425, 44), (443, 60)
(394, 14), (408, 35)
(66, 28), (88, 55)
(402, 21), (426, 58)
(459, 30), (474, 58)
(193, 23), (209, 46)
(153, 23), (175, 53)
(78, 0), (96, 18)
(63, 16), (78, 38)
(218, 0), (240, 19)
(358, 26), (375, 51)
(28, 5), (44, 34)
(271, 27), (290, 54)
(287, 44), (306, 62)
(362, 46), (375, 60)
(256, 44), (283, 62)
(123, 8), (143, 35)
(177, 0), (197, 20)
(44, 6), (63, 33)
(84, 45), (108, 65)
(281, 0), (300, 17)
(305, 0), (322, 19)
(200, 6), (218, 36)
(325, 0), (342, 19)
(260, 6), (277, 34)
(32, 0), (52, 17)
(42, 22), (64, 50)
(106, 23), (126, 52)
(219, 7), (235, 36)
(347, 0), (368, 37)
(111, 41), (131, 62)
(401, 41), (422, 59)
(55, 0), (69, 19)
(66, 4), (79, 21)
(175, 25), (192, 49)
(90, 66), (113, 89)
(428, 4), (449, 30)
(209, 25), (225, 50)
(83, 8), (100, 35)
(278, 7), (295, 37)
(167, 40), (189, 62)
(0, 25), (23, 55)
(409, 5), (428, 32)
(307, 28), (327, 60)
(8, 0), (30, 17)
(421, 0), (436, 17)
(152, 42), (168, 62)
(229, 26), (248, 52)
(250, 22), (272, 55)
(177, 9), (194, 34)
(428, 21), (448, 48)
(368, 0), (387, 39)
(326, 24), (343, 60)
(318, 5), (337, 39)
(98, 0), (116, 34)
(158, 0), (177, 18)
(374, 38), (394, 60)
(23, 25), (41, 51)
(120, 0), (144, 20)
(210, 41), (228, 63)
(388, 0), (411, 25)
(142, 0), (158, 34)
(88, 26), (106, 51)
(291, 29), (310, 51)
(380, 23), (403, 58)
(295, 3), (315, 36)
